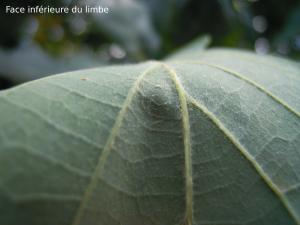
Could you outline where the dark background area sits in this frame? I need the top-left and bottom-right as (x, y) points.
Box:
(0, 0), (299, 90)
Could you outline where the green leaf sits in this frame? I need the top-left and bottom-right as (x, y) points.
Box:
(166, 35), (211, 60)
(0, 43), (105, 83)
(0, 48), (299, 225)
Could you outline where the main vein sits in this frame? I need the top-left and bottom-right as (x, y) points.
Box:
(71, 63), (158, 225)
(160, 63), (193, 225)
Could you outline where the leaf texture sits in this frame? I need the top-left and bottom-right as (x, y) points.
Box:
(0, 49), (299, 225)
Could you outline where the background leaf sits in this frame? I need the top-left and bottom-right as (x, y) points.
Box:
(166, 35), (211, 60)
(0, 48), (300, 225)
(0, 43), (105, 83)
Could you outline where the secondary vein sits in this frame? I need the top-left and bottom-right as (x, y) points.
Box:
(187, 95), (299, 225)
(71, 63), (159, 225)
(172, 60), (300, 118)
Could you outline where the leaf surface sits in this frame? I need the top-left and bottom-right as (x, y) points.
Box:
(0, 49), (300, 225)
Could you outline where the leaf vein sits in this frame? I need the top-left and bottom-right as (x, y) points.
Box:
(172, 61), (300, 117)
(160, 63), (193, 225)
(70, 63), (159, 225)
(2, 98), (100, 148)
(187, 95), (299, 225)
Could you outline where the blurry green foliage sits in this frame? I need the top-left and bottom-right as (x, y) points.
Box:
(0, 0), (299, 88)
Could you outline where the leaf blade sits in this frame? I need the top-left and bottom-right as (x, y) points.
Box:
(0, 49), (300, 225)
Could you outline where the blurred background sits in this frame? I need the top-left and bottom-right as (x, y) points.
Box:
(0, 0), (299, 90)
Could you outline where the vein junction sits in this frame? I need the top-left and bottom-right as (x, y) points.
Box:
(71, 61), (299, 225)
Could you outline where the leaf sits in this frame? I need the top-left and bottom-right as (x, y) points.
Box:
(0, 43), (105, 84)
(274, 3), (300, 57)
(0, 47), (300, 225)
(86, 0), (160, 58)
(166, 35), (211, 60)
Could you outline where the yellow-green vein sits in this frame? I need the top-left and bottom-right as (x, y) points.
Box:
(160, 63), (193, 225)
(198, 50), (300, 79)
(172, 60), (300, 117)
(71, 63), (159, 225)
(187, 95), (299, 225)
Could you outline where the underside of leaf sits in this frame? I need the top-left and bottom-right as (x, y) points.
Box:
(0, 49), (299, 225)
